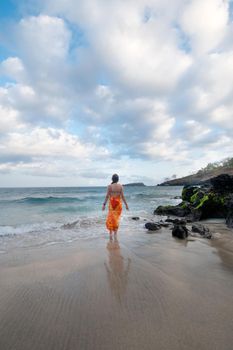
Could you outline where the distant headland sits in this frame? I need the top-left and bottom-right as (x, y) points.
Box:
(123, 182), (146, 187)
(157, 158), (233, 186)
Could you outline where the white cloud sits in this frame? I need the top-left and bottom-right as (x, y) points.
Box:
(171, 52), (233, 134)
(0, 57), (27, 82)
(16, 15), (71, 67)
(180, 0), (229, 55)
(0, 127), (110, 161)
(0, 15), (76, 126)
(184, 120), (211, 142)
(0, 1), (233, 184)
(210, 105), (233, 126)
(139, 139), (188, 161)
(0, 105), (24, 133)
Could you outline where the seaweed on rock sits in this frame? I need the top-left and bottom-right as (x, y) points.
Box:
(154, 174), (233, 226)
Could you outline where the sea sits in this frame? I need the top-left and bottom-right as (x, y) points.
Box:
(0, 186), (183, 252)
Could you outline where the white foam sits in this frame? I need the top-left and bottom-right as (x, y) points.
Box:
(0, 222), (60, 237)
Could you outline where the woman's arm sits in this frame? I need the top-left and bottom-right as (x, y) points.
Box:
(102, 185), (111, 211)
(121, 186), (129, 210)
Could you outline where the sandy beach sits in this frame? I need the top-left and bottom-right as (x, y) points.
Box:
(1, 222), (233, 350)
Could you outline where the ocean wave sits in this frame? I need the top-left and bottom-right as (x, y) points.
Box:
(0, 215), (106, 237)
(0, 222), (59, 237)
(0, 195), (103, 205)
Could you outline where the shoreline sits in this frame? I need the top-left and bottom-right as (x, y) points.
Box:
(1, 221), (233, 350)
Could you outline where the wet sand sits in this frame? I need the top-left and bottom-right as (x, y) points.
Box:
(0, 223), (233, 350)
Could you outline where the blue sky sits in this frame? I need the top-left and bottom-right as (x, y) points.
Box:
(0, 0), (233, 186)
(0, 1), (16, 18)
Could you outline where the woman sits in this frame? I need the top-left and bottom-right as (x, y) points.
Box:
(102, 174), (129, 236)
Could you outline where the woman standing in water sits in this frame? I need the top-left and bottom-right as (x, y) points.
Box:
(102, 174), (129, 237)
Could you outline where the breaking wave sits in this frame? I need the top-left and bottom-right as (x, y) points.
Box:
(0, 195), (102, 205)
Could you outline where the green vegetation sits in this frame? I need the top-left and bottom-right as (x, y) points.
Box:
(190, 190), (200, 204)
(192, 191), (226, 210)
(181, 202), (188, 209)
(210, 193), (226, 205)
(195, 194), (209, 209)
(181, 186), (198, 202)
(155, 204), (173, 213)
(181, 188), (187, 201)
(190, 192), (198, 204)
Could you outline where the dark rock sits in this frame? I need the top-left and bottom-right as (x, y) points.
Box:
(165, 218), (188, 224)
(173, 218), (187, 225)
(155, 174), (233, 226)
(182, 186), (199, 201)
(172, 224), (189, 239)
(154, 203), (191, 217)
(186, 207), (202, 222)
(196, 193), (226, 219)
(226, 215), (233, 228)
(156, 202), (201, 222)
(159, 220), (170, 227)
(131, 216), (140, 220)
(145, 222), (161, 231)
(185, 218), (195, 223)
(226, 197), (233, 228)
(165, 218), (177, 223)
(61, 220), (79, 229)
(174, 196), (181, 199)
(192, 223), (209, 234)
(189, 190), (206, 206)
(191, 224), (212, 239)
(210, 174), (233, 193)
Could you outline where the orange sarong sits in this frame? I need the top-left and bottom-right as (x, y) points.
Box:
(106, 196), (122, 231)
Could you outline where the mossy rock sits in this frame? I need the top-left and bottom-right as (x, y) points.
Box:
(190, 190), (205, 206)
(180, 202), (189, 209)
(154, 203), (191, 217)
(182, 186), (199, 202)
(195, 194), (209, 209)
(195, 192), (227, 219)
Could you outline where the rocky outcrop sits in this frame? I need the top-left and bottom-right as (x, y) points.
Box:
(181, 186), (199, 202)
(210, 174), (233, 193)
(226, 197), (233, 228)
(144, 220), (172, 232)
(145, 222), (161, 231)
(191, 224), (212, 239)
(154, 174), (233, 228)
(172, 221), (189, 239)
(154, 201), (201, 221)
(154, 203), (191, 217)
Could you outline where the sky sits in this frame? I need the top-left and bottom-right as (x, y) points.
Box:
(0, 0), (233, 187)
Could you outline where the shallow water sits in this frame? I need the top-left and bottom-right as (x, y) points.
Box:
(0, 186), (182, 250)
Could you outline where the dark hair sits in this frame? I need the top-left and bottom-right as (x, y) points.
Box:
(111, 174), (119, 184)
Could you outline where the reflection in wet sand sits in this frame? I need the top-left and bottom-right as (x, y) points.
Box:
(104, 237), (131, 304)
